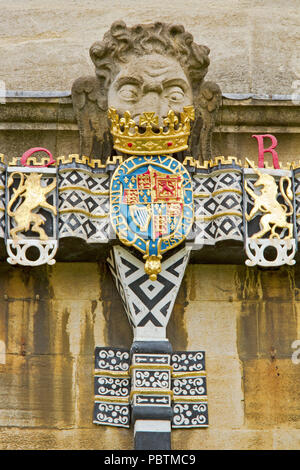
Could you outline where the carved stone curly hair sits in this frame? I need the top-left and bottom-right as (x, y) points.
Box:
(89, 21), (210, 92)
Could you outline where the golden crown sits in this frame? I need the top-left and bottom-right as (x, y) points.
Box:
(108, 106), (195, 155)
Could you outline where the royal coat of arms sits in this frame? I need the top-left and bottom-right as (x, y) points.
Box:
(110, 154), (194, 280)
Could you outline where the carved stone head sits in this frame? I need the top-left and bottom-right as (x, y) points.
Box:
(72, 21), (221, 162)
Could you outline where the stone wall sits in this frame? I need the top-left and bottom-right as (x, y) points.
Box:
(0, 0), (299, 95)
(1, 0), (300, 451)
(0, 262), (300, 449)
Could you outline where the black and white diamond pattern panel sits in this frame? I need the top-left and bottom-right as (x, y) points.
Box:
(108, 246), (190, 341)
(58, 167), (112, 242)
(192, 213), (243, 246)
(192, 170), (242, 194)
(59, 168), (110, 192)
(59, 213), (111, 242)
(107, 249), (134, 329)
(190, 168), (243, 245)
(0, 165), (6, 238)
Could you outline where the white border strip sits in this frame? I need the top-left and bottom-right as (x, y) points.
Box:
(134, 420), (171, 434)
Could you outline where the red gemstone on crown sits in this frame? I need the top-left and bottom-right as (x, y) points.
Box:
(128, 143), (133, 147)
(167, 142), (173, 147)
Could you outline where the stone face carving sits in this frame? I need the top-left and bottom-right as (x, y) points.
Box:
(72, 21), (221, 163)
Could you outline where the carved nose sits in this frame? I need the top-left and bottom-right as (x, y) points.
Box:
(136, 92), (165, 126)
(141, 91), (161, 113)
(143, 83), (163, 95)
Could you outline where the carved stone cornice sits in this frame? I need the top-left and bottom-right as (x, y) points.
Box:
(1, 96), (299, 167)
(1, 96), (299, 133)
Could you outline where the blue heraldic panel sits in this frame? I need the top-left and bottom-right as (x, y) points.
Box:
(110, 155), (194, 258)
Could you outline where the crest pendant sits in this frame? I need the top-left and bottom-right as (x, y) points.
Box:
(110, 155), (194, 279)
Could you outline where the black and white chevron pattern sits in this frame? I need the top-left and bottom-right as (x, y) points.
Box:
(58, 167), (112, 242)
(190, 167), (244, 245)
(107, 246), (190, 341)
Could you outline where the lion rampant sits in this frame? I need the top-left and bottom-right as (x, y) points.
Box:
(7, 172), (57, 241)
(244, 159), (294, 240)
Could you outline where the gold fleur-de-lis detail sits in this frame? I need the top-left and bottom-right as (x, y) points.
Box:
(107, 107), (120, 133)
(181, 106), (195, 128)
(139, 112), (159, 128)
(163, 110), (179, 131)
(183, 106), (195, 120)
(107, 107), (119, 124)
(120, 111), (136, 130)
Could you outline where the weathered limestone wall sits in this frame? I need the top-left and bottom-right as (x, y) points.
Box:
(0, 262), (300, 449)
(173, 265), (300, 450)
(1, 0), (300, 451)
(0, 262), (133, 450)
(0, 0), (299, 95)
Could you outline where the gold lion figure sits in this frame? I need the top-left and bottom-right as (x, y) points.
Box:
(244, 159), (294, 240)
(7, 172), (57, 241)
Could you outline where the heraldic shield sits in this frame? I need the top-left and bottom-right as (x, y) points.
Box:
(110, 155), (194, 280)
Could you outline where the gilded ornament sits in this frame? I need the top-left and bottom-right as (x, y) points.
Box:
(143, 254), (162, 281)
(108, 106), (195, 155)
(7, 172), (57, 241)
(244, 159), (294, 240)
(110, 154), (194, 280)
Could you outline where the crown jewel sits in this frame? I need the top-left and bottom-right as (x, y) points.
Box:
(108, 106), (195, 155)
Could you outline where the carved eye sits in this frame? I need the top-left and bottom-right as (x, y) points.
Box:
(165, 86), (185, 103)
(118, 84), (139, 102)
